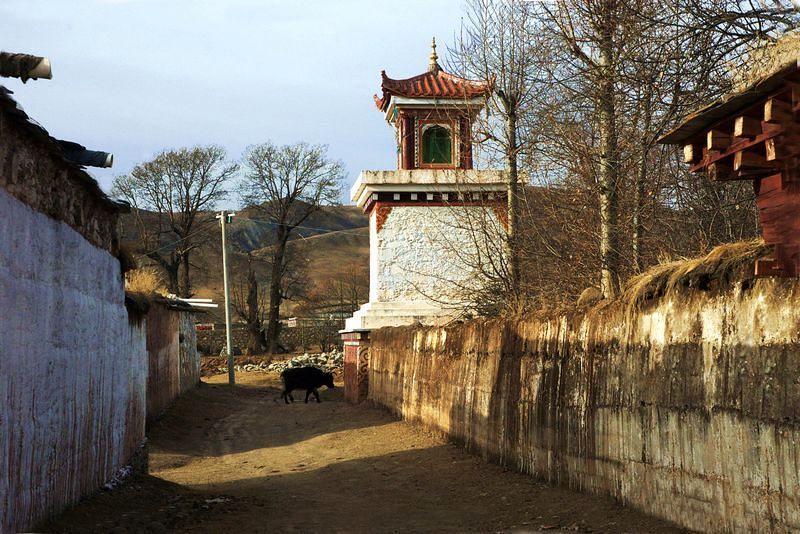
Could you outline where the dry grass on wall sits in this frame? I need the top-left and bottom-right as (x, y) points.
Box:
(126, 267), (167, 296)
(531, 239), (771, 325)
(619, 239), (770, 313)
(124, 268), (169, 316)
(733, 31), (800, 90)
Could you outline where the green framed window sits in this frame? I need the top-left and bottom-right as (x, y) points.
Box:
(422, 125), (452, 164)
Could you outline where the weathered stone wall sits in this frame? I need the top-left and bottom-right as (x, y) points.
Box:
(196, 324), (341, 355)
(372, 204), (502, 305)
(368, 279), (800, 533)
(0, 188), (147, 533)
(146, 304), (199, 423)
(179, 310), (199, 394)
(196, 324), (250, 355)
(0, 101), (121, 253)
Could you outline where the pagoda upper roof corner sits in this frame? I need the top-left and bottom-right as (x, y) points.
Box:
(374, 67), (494, 112)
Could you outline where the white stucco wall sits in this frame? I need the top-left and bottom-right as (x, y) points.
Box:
(373, 205), (504, 306)
(0, 188), (147, 533)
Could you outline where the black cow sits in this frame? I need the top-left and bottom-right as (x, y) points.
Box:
(280, 366), (335, 404)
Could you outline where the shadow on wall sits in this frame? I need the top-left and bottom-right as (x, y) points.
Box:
(476, 319), (605, 487)
(369, 277), (800, 532)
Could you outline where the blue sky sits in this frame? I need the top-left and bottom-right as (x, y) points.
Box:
(2, 0), (465, 207)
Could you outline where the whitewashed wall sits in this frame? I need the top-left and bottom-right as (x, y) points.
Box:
(372, 205), (503, 305)
(0, 188), (147, 533)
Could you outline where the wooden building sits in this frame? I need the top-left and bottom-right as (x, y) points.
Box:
(660, 61), (800, 276)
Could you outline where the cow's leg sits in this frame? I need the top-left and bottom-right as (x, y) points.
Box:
(282, 389), (291, 404)
(312, 389), (321, 403)
(305, 388), (314, 403)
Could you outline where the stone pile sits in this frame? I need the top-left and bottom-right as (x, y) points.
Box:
(265, 350), (344, 373)
(102, 464), (133, 491)
(214, 350), (344, 375)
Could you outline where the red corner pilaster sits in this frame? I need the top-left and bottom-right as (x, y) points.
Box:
(401, 114), (414, 170)
(342, 330), (371, 403)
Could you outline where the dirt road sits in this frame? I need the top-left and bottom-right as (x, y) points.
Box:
(41, 373), (687, 533)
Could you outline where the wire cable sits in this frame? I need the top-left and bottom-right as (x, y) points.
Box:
(137, 215), (368, 256)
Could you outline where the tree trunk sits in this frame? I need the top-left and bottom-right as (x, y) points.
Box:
(179, 250), (191, 298)
(246, 267), (265, 354)
(505, 108), (521, 300)
(597, 10), (620, 299)
(152, 253), (180, 295)
(632, 88), (653, 273)
(265, 229), (288, 354)
(632, 155), (646, 273)
(165, 263), (179, 296)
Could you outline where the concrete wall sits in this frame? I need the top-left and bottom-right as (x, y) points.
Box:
(146, 303), (198, 423)
(0, 188), (147, 533)
(368, 279), (800, 533)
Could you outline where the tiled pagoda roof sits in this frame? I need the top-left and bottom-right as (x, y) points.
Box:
(374, 66), (494, 111)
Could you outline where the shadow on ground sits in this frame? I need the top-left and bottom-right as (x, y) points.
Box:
(39, 445), (688, 534)
(39, 373), (690, 533)
(185, 445), (688, 534)
(36, 474), (237, 533)
(149, 375), (379, 459)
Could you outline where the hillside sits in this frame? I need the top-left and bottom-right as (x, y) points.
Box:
(282, 226), (369, 282)
(230, 204), (367, 252)
(119, 205), (369, 322)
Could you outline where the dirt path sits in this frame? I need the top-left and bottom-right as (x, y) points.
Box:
(41, 373), (688, 533)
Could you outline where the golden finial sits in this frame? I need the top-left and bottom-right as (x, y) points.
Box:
(429, 37), (440, 73)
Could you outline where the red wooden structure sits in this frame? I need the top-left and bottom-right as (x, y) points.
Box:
(661, 61), (800, 276)
(374, 38), (494, 171)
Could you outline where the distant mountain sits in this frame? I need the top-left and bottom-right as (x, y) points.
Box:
(118, 204), (369, 323)
(229, 203), (367, 253)
(283, 226), (370, 284)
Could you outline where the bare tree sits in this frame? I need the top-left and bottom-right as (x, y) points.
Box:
(530, 0), (631, 298)
(527, 0), (798, 295)
(230, 254), (268, 355)
(239, 142), (344, 354)
(451, 0), (547, 305)
(630, 0), (799, 261)
(113, 146), (237, 296)
(444, 0), (798, 308)
(295, 267), (368, 351)
(298, 267), (369, 321)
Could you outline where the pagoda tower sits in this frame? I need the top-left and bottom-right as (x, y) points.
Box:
(374, 37), (492, 171)
(341, 39), (506, 402)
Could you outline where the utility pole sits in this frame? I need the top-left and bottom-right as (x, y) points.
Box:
(216, 210), (235, 386)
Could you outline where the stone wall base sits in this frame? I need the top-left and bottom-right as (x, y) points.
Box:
(345, 301), (456, 331)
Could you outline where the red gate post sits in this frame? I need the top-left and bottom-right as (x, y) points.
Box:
(342, 330), (370, 403)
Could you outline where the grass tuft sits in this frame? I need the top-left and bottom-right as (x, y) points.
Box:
(620, 239), (770, 313)
(125, 267), (168, 297)
(577, 287), (602, 307)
